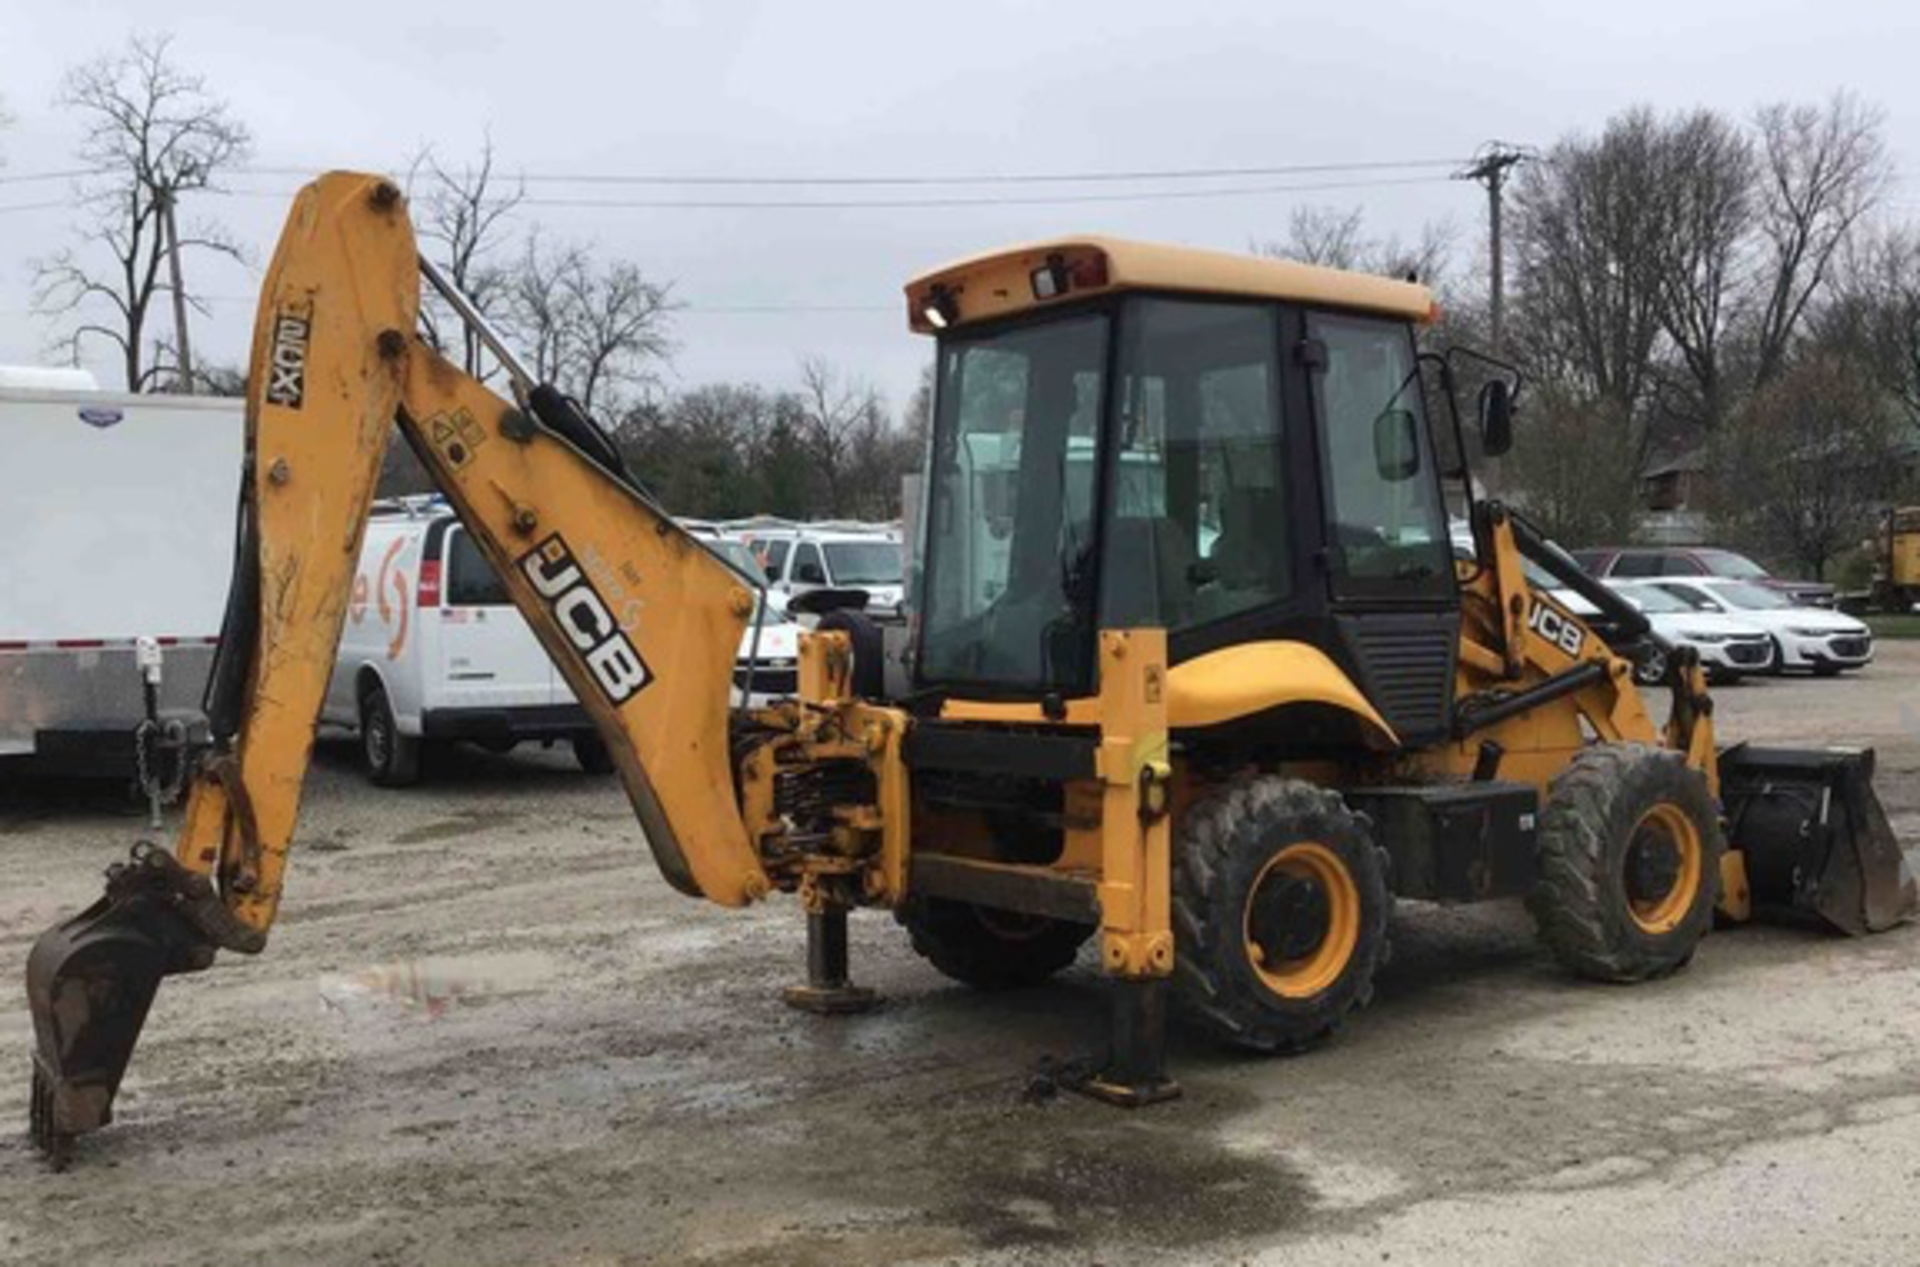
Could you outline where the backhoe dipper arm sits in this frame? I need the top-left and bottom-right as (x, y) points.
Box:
(27, 172), (764, 1166)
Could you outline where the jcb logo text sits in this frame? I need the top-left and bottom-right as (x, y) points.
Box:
(519, 534), (650, 705)
(1527, 599), (1586, 658)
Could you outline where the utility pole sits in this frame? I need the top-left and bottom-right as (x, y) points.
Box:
(1455, 143), (1532, 354)
(158, 184), (195, 393)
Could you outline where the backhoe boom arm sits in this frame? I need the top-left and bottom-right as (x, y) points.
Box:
(27, 173), (768, 1164)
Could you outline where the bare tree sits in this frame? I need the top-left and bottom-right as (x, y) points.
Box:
(509, 232), (675, 417)
(1257, 205), (1455, 287)
(1748, 94), (1891, 388)
(1510, 109), (1670, 426)
(408, 138), (523, 380)
(1817, 224), (1920, 422)
(1646, 109), (1755, 432)
(32, 35), (250, 391)
(1707, 352), (1908, 578)
(795, 357), (890, 517)
(1498, 383), (1643, 546)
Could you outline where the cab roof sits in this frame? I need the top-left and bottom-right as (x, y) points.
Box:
(904, 235), (1437, 334)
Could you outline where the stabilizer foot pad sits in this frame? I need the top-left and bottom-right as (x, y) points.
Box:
(781, 984), (879, 1015)
(1077, 1074), (1183, 1109)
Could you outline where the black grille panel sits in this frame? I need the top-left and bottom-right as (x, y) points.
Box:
(1344, 615), (1458, 743)
(1726, 639), (1770, 666)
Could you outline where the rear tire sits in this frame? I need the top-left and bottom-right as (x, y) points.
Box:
(572, 733), (616, 775)
(1632, 645), (1668, 686)
(359, 682), (422, 787)
(1528, 744), (1722, 982)
(896, 896), (1093, 989)
(1171, 777), (1390, 1054)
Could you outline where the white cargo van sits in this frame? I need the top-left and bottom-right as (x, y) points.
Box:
(1, 382), (242, 775)
(323, 503), (805, 784)
(320, 498), (606, 784)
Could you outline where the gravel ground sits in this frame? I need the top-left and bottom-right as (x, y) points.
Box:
(4, 649), (1920, 1266)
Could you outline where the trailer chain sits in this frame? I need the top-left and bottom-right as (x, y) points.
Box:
(133, 718), (189, 812)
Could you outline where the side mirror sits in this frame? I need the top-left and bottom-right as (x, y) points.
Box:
(1372, 408), (1422, 482)
(1479, 380), (1514, 456)
(796, 562), (827, 585)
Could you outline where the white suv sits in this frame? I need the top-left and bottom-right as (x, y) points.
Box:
(322, 499), (607, 784)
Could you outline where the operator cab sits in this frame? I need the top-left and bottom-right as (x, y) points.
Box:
(906, 239), (1460, 744)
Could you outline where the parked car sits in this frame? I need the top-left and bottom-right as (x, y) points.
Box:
(1573, 546), (1835, 608)
(740, 525), (907, 616)
(1617, 578), (1873, 676)
(1596, 583), (1776, 684)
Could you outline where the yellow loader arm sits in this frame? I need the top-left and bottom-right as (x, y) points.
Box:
(26, 173), (773, 1166)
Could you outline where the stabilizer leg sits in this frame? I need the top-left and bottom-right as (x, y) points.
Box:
(1080, 977), (1181, 1107)
(782, 906), (879, 1015)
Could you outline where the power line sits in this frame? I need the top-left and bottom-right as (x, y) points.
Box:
(200, 172), (1451, 212)
(0, 156), (1470, 193)
(240, 157), (1470, 188)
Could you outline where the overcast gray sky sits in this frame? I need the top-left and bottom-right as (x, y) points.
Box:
(2, 0), (1916, 413)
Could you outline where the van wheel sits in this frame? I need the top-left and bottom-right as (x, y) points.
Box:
(572, 734), (615, 775)
(359, 682), (422, 787)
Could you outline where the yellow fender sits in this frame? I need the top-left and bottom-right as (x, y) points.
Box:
(1166, 640), (1397, 746)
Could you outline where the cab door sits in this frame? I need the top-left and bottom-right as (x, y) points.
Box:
(1304, 310), (1460, 744)
(436, 524), (561, 710)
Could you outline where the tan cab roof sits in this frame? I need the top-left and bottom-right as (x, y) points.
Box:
(904, 235), (1436, 333)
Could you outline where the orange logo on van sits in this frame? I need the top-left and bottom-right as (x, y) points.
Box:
(375, 538), (410, 661)
(349, 574), (369, 624)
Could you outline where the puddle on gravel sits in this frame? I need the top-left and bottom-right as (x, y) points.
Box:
(318, 950), (555, 1019)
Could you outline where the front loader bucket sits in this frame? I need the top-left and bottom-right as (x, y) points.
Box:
(1720, 745), (1918, 936)
(25, 846), (221, 1169)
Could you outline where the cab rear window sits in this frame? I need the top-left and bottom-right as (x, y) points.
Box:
(445, 529), (510, 606)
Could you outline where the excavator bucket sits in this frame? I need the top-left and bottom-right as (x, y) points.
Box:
(1720, 745), (1918, 936)
(26, 846), (220, 1168)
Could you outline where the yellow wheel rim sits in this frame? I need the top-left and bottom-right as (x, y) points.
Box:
(1624, 803), (1704, 935)
(1243, 842), (1361, 999)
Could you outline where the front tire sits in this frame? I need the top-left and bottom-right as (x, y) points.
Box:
(1172, 778), (1390, 1054)
(1528, 744), (1722, 982)
(359, 682), (422, 787)
(897, 896), (1093, 989)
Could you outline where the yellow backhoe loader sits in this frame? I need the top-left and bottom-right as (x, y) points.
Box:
(27, 172), (1916, 1167)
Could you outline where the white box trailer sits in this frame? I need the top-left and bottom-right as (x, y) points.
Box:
(0, 385), (243, 774)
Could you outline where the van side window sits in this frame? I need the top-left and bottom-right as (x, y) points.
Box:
(445, 529), (509, 606)
(792, 542), (826, 585)
(760, 539), (791, 581)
